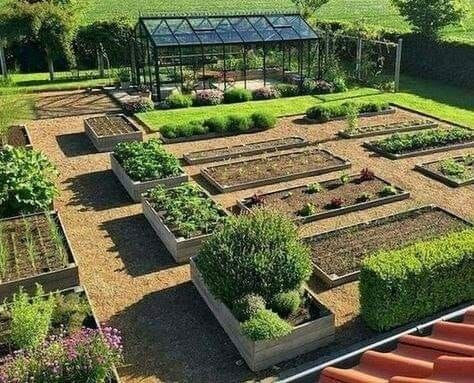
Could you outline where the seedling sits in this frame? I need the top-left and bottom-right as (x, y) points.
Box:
(356, 192), (372, 202)
(306, 182), (322, 194)
(299, 203), (317, 217)
(379, 185), (398, 197)
(329, 197), (344, 209)
(339, 171), (351, 185)
(360, 168), (375, 181)
(46, 214), (68, 267)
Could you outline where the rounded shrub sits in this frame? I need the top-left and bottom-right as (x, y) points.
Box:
(274, 83), (299, 97)
(241, 309), (292, 341)
(196, 209), (313, 305)
(227, 114), (253, 133)
(193, 89), (224, 106)
(121, 97), (154, 115)
(204, 116), (229, 133)
(232, 294), (266, 322)
(165, 92), (192, 109)
(252, 86), (280, 100)
(270, 290), (301, 318)
(251, 112), (277, 130)
(223, 87), (252, 104)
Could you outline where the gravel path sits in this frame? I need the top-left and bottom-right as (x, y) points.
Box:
(27, 92), (473, 383)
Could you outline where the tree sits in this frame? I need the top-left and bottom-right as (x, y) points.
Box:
(292, 0), (330, 19)
(391, 0), (471, 38)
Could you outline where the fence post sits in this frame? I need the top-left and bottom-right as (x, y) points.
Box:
(394, 38), (403, 92)
(0, 44), (7, 80)
(356, 37), (362, 79)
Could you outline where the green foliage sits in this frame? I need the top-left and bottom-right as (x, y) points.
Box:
(196, 209), (312, 306)
(232, 293), (266, 322)
(345, 103), (359, 133)
(251, 112), (277, 130)
(51, 292), (91, 333)
(292, 0), (330, 18)
(306, 182), (322, 193)
(438, 158), (468, 179)
(115, 67), (131, 82)
(379, 185), (398, 196)
(360, 229), (474, 331)
(274, 83), (300, 97)
(270, 290), (301, 317)
(339, 171), (351, 184)
(227, 114), (253, 132)
(121, 97), (154, 115)
(165, 92), (193, 109)
(161, 121), (208, 138)
(306, 100), (388, 122)
(299, 202), (317, 217)
(204, 116), (228, 133)
(241, 309), (293, 341)
(223, 87), (252, 104)
(0, 147), (58, 218)
(113, 139), (182, 182)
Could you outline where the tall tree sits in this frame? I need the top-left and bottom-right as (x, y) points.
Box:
(291, 0), (330, 19)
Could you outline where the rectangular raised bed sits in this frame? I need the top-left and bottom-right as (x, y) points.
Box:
(183, 136), (309, 165)
(190, 258), (335, 371)
(1, 125), (33, 150)
(201, 147), (351, 193)
(0, 211), (80, 301)
(110, 153), (188, 202)
(415, 156), (474, 187)
(338, 119), (438, 139)
(305, 106), (396, 123)
(85, 114), (143, 152)
(304, 205), (472, 287)
(237, 174), (409, 223)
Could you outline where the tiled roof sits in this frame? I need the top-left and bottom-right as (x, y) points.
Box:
(319, 307), (474, 383)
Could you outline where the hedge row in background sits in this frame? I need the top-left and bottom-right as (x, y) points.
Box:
(360, 229), (474, 332)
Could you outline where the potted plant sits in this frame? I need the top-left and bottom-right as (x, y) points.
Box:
(116, 67), (131, 90)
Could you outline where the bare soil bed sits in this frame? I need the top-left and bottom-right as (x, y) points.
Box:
(3, 125), (32, 148)
(339, 119), (437, 138)
(87, 115), (138, 137)
(416, 155), (474, 187)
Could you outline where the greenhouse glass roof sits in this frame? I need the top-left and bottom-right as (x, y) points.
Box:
(139, 14), (319, 47)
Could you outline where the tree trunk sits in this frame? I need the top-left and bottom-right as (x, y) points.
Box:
(0, 45), (7, 80)
(46, 54), (55, 81)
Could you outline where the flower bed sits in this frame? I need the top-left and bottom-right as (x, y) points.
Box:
(201, 147), (350, 193)
(305, 101), (394, 123)
(142, 183), (228, 263)
(1, 125), (32, 149)
(84, 114), (143, 152)
(364, 128), (474, 159)
(0, 211), (79, 300)
(111, 139), (188, 202)
(238, 170), (409, 223)
(415, 154), (474, 187)
(338, 119), (438, 139)
(304, 205), (471, 287)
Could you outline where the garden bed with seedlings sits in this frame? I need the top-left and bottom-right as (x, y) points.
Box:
(238, 169), (409, 223)
(338, 119), (438, 139)
(1, 125), (32, 149)
(304, 205), (472, 287)
(415, 154), (474, 187)
(201, 147), (350, 193)
(84, 114), (143, 152)
(364, 128), (474, 159)
(183, 136), (309, 165)
(142, 183), (229, 263)
(111, 139), (188, 202)
(0, 211), (79, 300)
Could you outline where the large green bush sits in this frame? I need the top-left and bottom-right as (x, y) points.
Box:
(306, 101), (389, 122)
(251, 112), (277, 130)
(223, 87), (252, 104)
(360, 229), (474, 331)
(165, 93), (193, 109)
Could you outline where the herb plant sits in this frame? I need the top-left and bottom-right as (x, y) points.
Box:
(306, 182), (322, 194)
(379, 185), (398, 197)
(329, 197), (344, 208)
(299, 203), (317, 217)
(360, 168), (375, 181)
(438, 158), (467, 179)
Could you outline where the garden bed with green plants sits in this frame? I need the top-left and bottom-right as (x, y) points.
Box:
(0, 211), (79, 300)
(142, 183), (228, 263)
(415, 154), (474, 187)
(1, 125), (32, 149)
(305, 205), (471, 287)
(201, 147), (350, 193)
(238, 169), (409, 223)
(192, 210), (335, 371)
(110, 139), (188, 202)
(305, 101), (394, 123)
(364, 128), (474, 159)
(338, 119), (438, 139)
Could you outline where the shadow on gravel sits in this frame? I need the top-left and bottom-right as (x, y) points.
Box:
(56, 132), (96, 157)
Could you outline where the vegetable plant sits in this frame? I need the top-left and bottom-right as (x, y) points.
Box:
(270, 290), (301, 317)
(329, 197), (344, 208)
(360, 168), (375, 181)
(306, 182), (322, 194)
(438, 158), (468, 179)
(379, 185), (398, 197)
(299, 202), (317, 217)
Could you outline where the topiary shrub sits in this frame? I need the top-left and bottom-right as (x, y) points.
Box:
(241, 309), (293, 341)
(121, 97), (154, 115)
(227, 114), (253, 133)
(165, 92), (192, 109)
(224, 87), (252, 104)
(251, 112), (277, 130)
(252, 86), (281, 100)
(232, 294), (266, 322)
(270, 290), (302, 318)
(193, 89), (224, 106)
(274, 83), (299, 97)
(204, 116), (229, 133)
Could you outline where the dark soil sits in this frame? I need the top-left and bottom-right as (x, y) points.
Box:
(88, 116), (137, 137)
(204, 148), (346, 188)
(306, 207), (471, 277)
(286, 292), (324, 327)
(4, 126), (29, 147)
(423, 156), (474, 183)
(343, 119), (436, 137)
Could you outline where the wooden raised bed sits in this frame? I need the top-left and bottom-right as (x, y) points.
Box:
(85, 114), (143, 152)
(201, 147), (351, 193)
(110, 153), (188, 202)
(304, 205), (472, 287)
(304, 106), (396, 123)
(183, 136), (309, 165)
(237, 173), (409, 223)
(338, 119), (438, 139)
(415, 156), (474, 187)
(0, 211), (79, 301)
(1, 125), (33, 150)
(190, 258), (335, 371)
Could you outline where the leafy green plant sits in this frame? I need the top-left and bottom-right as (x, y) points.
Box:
(227, 114), (253, 133)
(51, 292), (92, 333)
(46, 214), (68, 267)
(223, 87), (252, 103)
(232, 294), (266, 322)
(438, 158), (467, 179)
(357, 192), (372, 202)
(204, 116), (228, 133)
(274, 83), (299, 97)
(345, 104), (359, 133)
(299, 203), (317, 217)
(306, 101), (389, 122)
(270, 290), (301, 317)
(165, 92), (193, 109)
(250, 112), (277, 130)
(115, 67), (131, 83)
(306, 182), (322, 194)
(161, 121), (208, 139)
(241, 309), (292, 341)
(339, 171), (351, 184)
(379, 185), (398, 197)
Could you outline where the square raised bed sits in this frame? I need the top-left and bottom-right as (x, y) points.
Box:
(304, 205), (472, 287)
(237, 172), (409, 223)
(190, 258), (335, 371)
(0, 211), (79, 301)
(415, 155), (474, 187)
(201, 147), (351, 193)
(85, 114), (143, 152)
(1, 125), (33, 150)
(338, 119), (438, 139)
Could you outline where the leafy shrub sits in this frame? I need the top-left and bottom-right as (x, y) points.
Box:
(51, 292), (92, 333)
(306, 101), (389, 122)
(227, 114), (253, 133)
(165, 93), (193, 109)
(352, 101), (390, 113)
(161, 121), (208, 139)
(0, 147), (58, 217)
(379, 185), (398, 196)
(357, 192), (372, 202)
(232, 294), (266, 322)
(331, 76), (348, 92)
(121, 97), (154, 115)
(224, 87), (252, 103)
(204, 116), (229, 133)
(360, 229), (474, 331)
(270, 290), (301, 317)
(252, 86), (281, 100)
(250, 112), (277, 130)
(274, 83), (299, 97)
(193, 89), (224, 106)
(241, 309), (293, 341)
(113, 139), (182, 182)
(196, 209), (312, 305)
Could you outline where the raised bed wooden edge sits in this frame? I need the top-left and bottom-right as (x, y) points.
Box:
(190, 258), (335, 371)
(237, 174), (410, 224)
(201, 148), (351, 193)
(85, 114), (143, 153)
(415, 157), (474, 187)
(183, 136), (309, 165)
(0, 211), (80, 301)
(110, 154), (188, 202)
(160, 127), (268, 145)
(1, 125), (33, 150)
(304, 205), (473, 288)
(338, 121), (438, 139)
(304, 106), (396, 124)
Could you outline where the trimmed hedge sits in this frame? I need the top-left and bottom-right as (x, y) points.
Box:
(360, 229), (474, 332)
(306, 101), (390, 122)
(165, 93), (193, 109)
(223, 88), (253, 103)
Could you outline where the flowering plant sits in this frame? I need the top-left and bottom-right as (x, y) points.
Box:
(193, 89), (224, 106)
(252, 86), (280, 100)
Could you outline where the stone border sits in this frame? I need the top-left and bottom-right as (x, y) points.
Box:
(237, 174), (410, 224)
(304, 205), (473, 288)
(338, 121), (438, 139)
(0, 211), (80, 301)
(183, 136), (309, 165)
(160, 127), (267, 145)
(110, 154), (188, 202)
(85, 114), (143, 153)
(304, 106), (396, 124)
(415, 156), (474, 187)
(190, 258), (335, 371)
(201, 148), (351, 193)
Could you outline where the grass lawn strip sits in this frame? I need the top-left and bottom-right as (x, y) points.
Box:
(415, 155), (474, 187)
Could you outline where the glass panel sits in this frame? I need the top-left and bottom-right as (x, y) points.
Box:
(284, 15), (318, 39)
(247, 17), (282, 41)
(276, 27), (300, 40)
(229, 17), (261, 42)
(166, 18), (201, 45)
(211, 18), (243, 43)
(267, 16), (290, 28)
(146, 19), (178, 47)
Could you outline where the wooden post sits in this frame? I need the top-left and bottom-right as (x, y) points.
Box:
(394, 38), (403, 92)
(356, 37), (362, 80)
(97, 50), (105, 78)
(0, 44), (7, 80)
